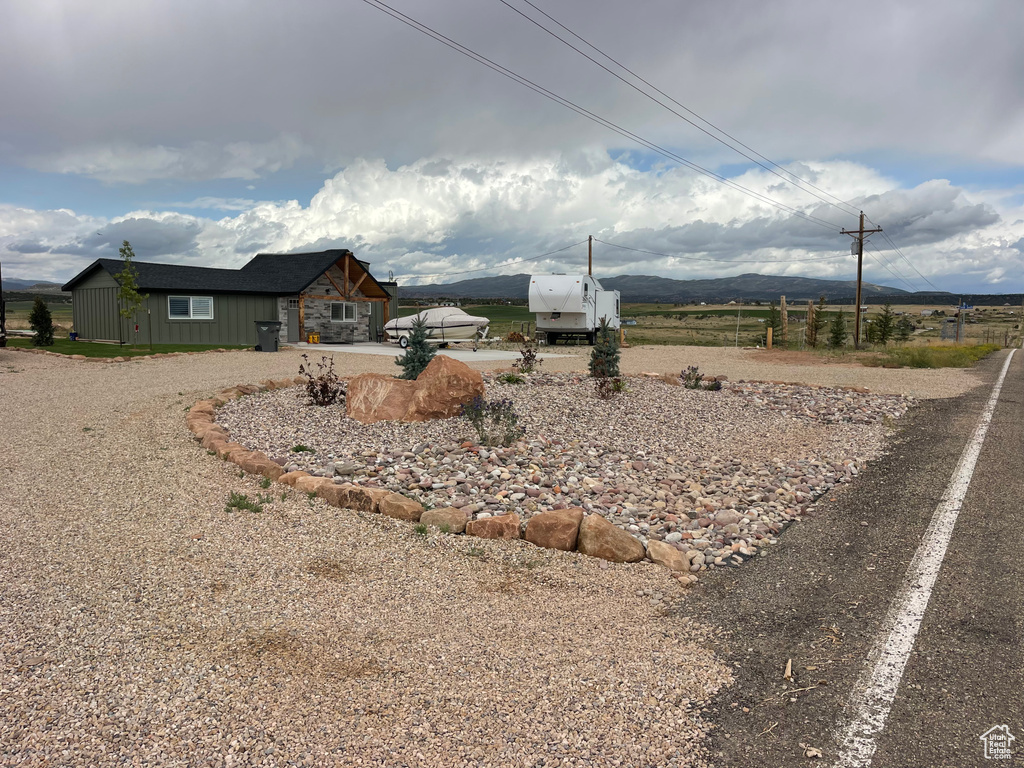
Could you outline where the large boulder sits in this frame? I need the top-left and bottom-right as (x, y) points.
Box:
(576, 515), (645, 563)
(646, 540), (690, 571)
(347, 374), (418, 424)
(420, 506), (468, 533)
(524, 508), (584, 551)
(466, 513), (521, 540)
(346, 355), (485, 424)
(404, 355), (485, 422)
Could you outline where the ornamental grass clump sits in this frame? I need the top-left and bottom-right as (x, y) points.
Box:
(461, 395), (524, 447)
(681, 366), (722, 391)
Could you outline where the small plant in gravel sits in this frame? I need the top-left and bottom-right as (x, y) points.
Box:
(513, 339), (542, 374)
(461, 395), (524, 447)
(395, 314), (436, 380)
(298, 354), (344, 406)
(306, 491), (316, 500)
(259, 477), (271, 489)
(682, 366), (722, 391)
(594, 375), (616, 400)
(414, 523), (428, 536)
(291, 444), (314, 453)
(225, 491), (264, 514)
(589, 316), (620, 379)
(497, 372), (525, 384)
(29, 297), (54, 347)
(439, 523), (452, 534)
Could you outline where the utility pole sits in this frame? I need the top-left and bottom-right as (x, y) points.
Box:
(588, 235), (593, 277)
(841, 211), (883, 349)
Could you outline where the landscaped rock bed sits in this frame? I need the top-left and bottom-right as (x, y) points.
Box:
(216, 370), (910, 582)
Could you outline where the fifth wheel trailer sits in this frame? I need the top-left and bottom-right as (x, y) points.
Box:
(529, 274), (620, 345)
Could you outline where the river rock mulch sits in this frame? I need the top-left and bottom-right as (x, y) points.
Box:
(218, 372), (910, 577)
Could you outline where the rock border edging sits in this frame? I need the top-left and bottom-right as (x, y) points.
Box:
(186, 377), (700, 586)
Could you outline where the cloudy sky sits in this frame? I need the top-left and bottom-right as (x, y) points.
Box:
(2, 0), (1023, 293)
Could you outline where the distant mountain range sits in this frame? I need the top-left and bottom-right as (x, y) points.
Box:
(2, 279), (65, 293)
(399, 272), (952, 303)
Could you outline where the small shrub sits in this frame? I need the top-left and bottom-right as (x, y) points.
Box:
(682, 366), (722, 391)
(497, 372), (525, 385)
(225, 491), (264, 514)
(594, 375), (615, 400)
(514, 339), (542, 374)
(611, 378), (628, 393)
(506, 330), (525, 344)
(291, 444), (314, 453)
(414, 523), (428, 536)
(298, 354), (345, 406)
(307, 491), (317, 500)
(461, 395), (524, 447)
(589, 316), (620, 378)
(29, 297), (54, 347)
(259, 477), (272, 489)
(395, 314), (437, 380)
(439, 523), (452, 534)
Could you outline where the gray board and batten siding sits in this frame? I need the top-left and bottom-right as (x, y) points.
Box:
(62, 250), (395, 346)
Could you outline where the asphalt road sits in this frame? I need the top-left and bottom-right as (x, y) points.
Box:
(683, 348), (1023, 767)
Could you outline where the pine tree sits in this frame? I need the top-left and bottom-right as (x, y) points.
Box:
(810, 295), (828, 347)
(828, 308), (848, 348)
(895, 315), (914, 342)
(874, 303), (896, 344)
(29, 296), (54, 347)
(116, 240), (148, 347)
(395, 314), (437, 379)
(589, 316), (620, 378)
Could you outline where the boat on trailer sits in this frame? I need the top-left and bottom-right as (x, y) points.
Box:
(384, 307), (490, 348)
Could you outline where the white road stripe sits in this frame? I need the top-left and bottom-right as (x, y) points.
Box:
(833, 348), (1017, 768)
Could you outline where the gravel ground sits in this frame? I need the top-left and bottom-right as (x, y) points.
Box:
(0, 346), (972, 767)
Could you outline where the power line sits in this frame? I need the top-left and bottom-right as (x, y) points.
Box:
(358, 0), (847, 233)
(865, 243), (918, 292)
(498, 0), (863, 220)
(866, 220), (945, 292)
(592, 237), (851, 264)
(391, 239), (588, 282)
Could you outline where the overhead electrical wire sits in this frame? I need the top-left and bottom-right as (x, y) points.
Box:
(358, 0), (847, 234)
(593, 237), (851, 264)
(497, 0), (863, 221)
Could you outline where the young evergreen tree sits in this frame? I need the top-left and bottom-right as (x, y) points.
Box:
(395, 314), (436, 379)
(115, 240), (148, 347)
(589, 316), (620, 378)
(828, 308), (848, 348)
(810, 295), (828, 347)
(895, 315), (915, 342)
(874, 303), (896, 344)
(29, 296), (55, 346)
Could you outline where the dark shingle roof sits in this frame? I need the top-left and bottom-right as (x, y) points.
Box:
(61, 249), (375, 295)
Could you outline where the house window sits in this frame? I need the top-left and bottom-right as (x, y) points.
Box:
(287, 298), (300, 309)
(168, 296), (214, 320)
(331, 302), (357, 323)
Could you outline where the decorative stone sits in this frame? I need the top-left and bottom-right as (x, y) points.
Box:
(524, 508), (584, 551)
(647, 540), (690, 571)
(346, 374), (419, 424)
(420, 506), (468, 533)
(378, 494), (424, 522)
(466, 512), (521, 540)
(293, 475), (330, 494)
(577, 514), (645, 563)
(404, 355), (485, 422)
(279, 470), (312, 486)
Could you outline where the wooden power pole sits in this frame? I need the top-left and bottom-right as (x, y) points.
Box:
(841, 211), (882, 349)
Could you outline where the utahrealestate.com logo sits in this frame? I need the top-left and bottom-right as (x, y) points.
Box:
(980, 725), (1015, 760)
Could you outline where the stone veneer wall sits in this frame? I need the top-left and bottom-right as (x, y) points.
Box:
(302, 265), (373, 343)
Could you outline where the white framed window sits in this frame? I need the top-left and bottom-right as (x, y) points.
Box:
(168, 296), (214, 320)
(331, 302), (357, 323)
(287, 298), (300, 309)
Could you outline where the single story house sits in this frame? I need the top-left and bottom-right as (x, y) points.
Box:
(61, 249), (397, 346)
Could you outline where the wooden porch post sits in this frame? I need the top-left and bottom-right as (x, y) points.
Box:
(298, 296), (306, 342)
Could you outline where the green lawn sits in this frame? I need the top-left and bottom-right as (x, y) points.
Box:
(5, 338), (250, 358)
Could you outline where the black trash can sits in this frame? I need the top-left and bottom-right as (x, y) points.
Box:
(254, 320), (282, 352)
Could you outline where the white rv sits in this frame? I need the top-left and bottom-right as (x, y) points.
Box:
(529, 274), (620, 345)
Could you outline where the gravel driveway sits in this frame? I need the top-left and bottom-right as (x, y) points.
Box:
(0, 346), (974, 766)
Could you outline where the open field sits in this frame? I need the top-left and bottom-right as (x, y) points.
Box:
(3, 299), (74, 331)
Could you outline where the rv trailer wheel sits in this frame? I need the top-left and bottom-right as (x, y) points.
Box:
(399, 336), (409, 349)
